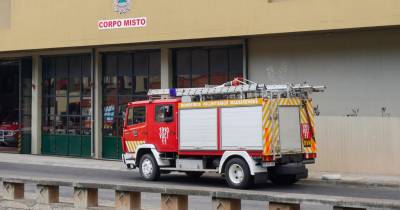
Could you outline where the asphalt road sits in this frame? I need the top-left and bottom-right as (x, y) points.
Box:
(0, 162), (399, 210)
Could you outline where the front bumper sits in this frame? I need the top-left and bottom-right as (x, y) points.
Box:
(0, 133), (17, 146)
(122, 153), (136, 169)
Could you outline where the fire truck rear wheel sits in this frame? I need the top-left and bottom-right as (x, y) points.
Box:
(224, 158), (253, 189)
(139, 153), (160, 181)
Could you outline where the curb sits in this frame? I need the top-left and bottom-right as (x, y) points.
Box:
(301, 177), (400, 190)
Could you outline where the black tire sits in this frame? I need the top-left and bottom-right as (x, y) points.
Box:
(185, 171), (204, 178)
(268, 173), (298, 185)
(139, 153), (160, 181)
(224, 158), (253, 189)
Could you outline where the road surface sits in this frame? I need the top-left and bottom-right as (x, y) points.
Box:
(0, 162), (398, 210)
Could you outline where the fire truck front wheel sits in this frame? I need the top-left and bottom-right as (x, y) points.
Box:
(139, 153), (160, 181)
(224, 158), (253, 189)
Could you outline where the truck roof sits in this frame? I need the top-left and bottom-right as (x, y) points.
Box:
(128, 98), (181, 106)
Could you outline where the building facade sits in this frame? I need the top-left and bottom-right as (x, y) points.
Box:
(1, 0), (400, 173)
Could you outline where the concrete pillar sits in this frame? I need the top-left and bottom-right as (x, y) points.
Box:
(160, 47), (172, 89)
(212, 197), (241, 210)
(161, 194), (188, 210)
(242, 39), (248, 79)
(36, 185), (59, 204)
(115, 190), (141, 210)
(333, 207), (365, 210)
(269, 202), (300, 210)
(31, 55), (42, 154)
(3, 182), (24, 200)
(73, 187), (98, 208)
(93, 50), (103, 159)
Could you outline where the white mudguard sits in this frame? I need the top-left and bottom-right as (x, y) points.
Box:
(134, 144), (170, 166)
(219, 151), (269, 175)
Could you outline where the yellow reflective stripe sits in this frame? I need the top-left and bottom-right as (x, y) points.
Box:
(125, 141), (145, 153)
(277, 98), (301, 106)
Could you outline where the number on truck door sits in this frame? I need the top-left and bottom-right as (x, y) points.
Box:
(151, 104), (177, 152)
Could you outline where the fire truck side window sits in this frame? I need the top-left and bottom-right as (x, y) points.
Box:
(127, 106), (146, 125)
(155, 105), (174, 123)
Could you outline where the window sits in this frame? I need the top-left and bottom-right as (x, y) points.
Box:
(129, 106), (146, 125)
(173, 46), (243, 88)
(127, 108), (134, 125)
(42, 55), (92, 137)
(102, 51), (160, 137)
(155, 105), (174, 123)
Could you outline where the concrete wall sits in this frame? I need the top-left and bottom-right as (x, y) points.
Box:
(248, 29), (400, 117)
(1, 0), (400, 52)
(0, 0), (11, 29)
(309, 116), (400, 176)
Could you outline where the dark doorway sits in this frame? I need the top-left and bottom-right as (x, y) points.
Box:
(0, 58), (32, 153)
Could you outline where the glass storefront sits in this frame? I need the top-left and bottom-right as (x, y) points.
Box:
(173, 46), (243, 88)
(41, 55), (92, 157)
(102, 51), (160, 159)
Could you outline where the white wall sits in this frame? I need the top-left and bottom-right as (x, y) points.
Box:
(310, 116), (400, 175)
(248, 28), (400, 117)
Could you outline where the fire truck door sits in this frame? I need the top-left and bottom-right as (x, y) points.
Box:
(123, 106), (147, 153)
(152, 104), (177, 152)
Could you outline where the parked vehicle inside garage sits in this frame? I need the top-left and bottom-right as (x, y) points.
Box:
(0, 109), (20, 147)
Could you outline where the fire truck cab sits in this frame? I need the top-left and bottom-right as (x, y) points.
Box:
(122, 79), (324, 189)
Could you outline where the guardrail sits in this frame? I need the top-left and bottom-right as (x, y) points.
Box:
(1, 176), (399, 210)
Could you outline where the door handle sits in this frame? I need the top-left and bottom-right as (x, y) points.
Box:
(133, 130), (138, 137)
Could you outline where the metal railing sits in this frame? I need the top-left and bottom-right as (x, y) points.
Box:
(0, 176), (399, 210)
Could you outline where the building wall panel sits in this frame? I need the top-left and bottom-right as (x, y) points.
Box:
(248, 29), (400, 117)
(0, 0), (11, 29)
(309, 116), (400, 176)
(1, 0), (400, 52)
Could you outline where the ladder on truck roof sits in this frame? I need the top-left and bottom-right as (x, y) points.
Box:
(148, 78), (325, 101)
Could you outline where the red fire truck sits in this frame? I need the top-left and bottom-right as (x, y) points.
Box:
(121, 78), (324, 189)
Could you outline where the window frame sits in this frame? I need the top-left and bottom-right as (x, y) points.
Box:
(155, 104), (174, 123)
(41, 54), (92, 136)
(101, 50), (160, 137)
(172, 45), (243, 88)
(126, 106), (146, 126)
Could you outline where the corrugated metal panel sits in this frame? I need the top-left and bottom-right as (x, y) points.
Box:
(221, 106), (263, 150)
(179, 108), (218, 150)
(309, 116), (400, 176)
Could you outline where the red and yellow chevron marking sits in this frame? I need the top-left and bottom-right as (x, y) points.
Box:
(125, 141), (145, 153)
(305, 99), (317, 154)
(277, 98), (301, 106)
(262, 98), (317, 156)
(262, 99), (279, 156)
